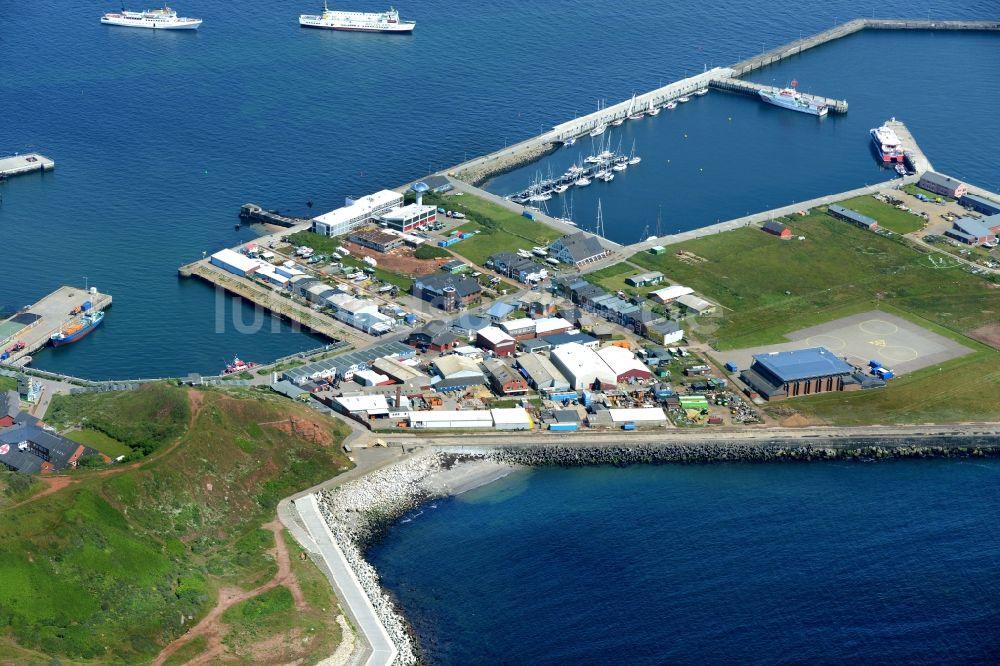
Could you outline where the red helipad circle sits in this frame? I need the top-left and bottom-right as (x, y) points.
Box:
(0, 444), (9, 455)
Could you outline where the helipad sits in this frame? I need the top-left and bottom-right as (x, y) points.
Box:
(712, 311), (971, 377)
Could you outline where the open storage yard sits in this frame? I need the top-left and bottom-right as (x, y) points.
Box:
(424, 192), (562, 266)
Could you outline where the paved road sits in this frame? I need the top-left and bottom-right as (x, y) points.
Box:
(290, 494), (398, 666)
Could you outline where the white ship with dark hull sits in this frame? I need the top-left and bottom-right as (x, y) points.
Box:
(100, 6), (202, 29)
(300, 2), (415, 32)
(758, 81), (827, 116)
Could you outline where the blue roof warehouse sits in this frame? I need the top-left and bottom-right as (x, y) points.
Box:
(739, 347), (872, 401)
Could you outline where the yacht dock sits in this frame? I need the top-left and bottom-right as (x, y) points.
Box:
(0, 286), (112, 365)
(0, 153), (54, 179)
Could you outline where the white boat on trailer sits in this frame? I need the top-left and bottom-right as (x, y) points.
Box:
(100, 5), (201, 29)
(300, 2), (416, 33)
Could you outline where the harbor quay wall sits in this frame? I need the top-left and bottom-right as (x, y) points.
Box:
(730, 18), (1000, 76)
(293, 427), (1000, 665)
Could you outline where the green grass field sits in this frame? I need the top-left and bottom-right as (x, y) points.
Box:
(585, 262), (666, 300)
(286, 230), (340, 254)
(902, 183), (954, 202)
(414, 244), (451, 260)
(47, 383), (189, 457)
(630, 207), (1000, 350)
(425, 192), (562, 266)
(64, 428), (132, 458)
(0, 384), (351, 662)
(0, 375), (16, 392)
(838, 195), (926, 234)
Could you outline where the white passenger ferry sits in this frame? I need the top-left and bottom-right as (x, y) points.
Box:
(100, 6), (202, 30)
(299, 2), (415, 33)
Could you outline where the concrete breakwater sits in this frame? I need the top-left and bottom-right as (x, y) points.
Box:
(303, 435), (1000, 664)
(453, 141), (558, 187)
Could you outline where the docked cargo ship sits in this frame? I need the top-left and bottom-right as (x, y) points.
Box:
(758, 82), (828, 116)
(299, 2), (415, 32)
(50, 311), (105, 347)
(870, 123), (905, 163)
(100, 6), (202, 30)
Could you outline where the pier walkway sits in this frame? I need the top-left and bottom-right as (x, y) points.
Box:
(730, 18), (1000, 76)
(0, 286), (112, 365)
(0, 153), (54, 179)
(709, 78), (848, 113)
(623, 175), (918, 255)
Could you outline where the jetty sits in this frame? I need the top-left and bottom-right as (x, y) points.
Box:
(239, 203), (313, 228)
(0, 286), (112, 365)
(730, 18), (1000, 76)
(709, 78), (848, 113)
(178, 259), (375, 349)
(0, 153), (54, 179)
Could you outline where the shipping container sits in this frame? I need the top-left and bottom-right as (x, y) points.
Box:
(548, 423), (578, 431)
(548, 391), (577, 402)
(82, 301), (92, 311)
(869, 359), (881, 368)
(522, 211), (536, 220)
(724, 361), (739, 372)
(622, 422), (636, 431)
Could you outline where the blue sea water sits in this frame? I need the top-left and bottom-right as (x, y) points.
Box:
(2, 0), (996, 378)
(369, 460), (1000, 664)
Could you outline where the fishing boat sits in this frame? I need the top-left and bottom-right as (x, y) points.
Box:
(678, 96), (691, 103)
(612, 161), (628, 172)
(665, 101), (677, 110)
(49, 311), (105, 347)
(299, 2), (416, 32)
(575, 176), (592, 187)
(694, 87), (709, 96)
(563, 137), (576, 147)
(223, 356), (258, 375)
(598, 171), (614, 182)
(589, 124), (607, 137)
(553, 184), (570, 194)
(100, 5), (202, 29)
(610, 117), (625, 127)
(645, 100), (661, 116)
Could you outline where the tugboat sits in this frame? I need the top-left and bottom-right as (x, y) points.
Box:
(50, 311), (105, 347)
(223, 356), (258, 375)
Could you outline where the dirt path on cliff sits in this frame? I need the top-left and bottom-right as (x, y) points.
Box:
(153, 520), (307, 666)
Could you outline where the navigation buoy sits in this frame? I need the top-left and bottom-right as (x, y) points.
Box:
(684, 133), (688, 138)
(728, 117), (732, 121)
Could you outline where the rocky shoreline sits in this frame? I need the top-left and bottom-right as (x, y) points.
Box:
(312, 437), (1000, 664)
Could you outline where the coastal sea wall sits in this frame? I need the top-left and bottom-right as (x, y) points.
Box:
(453, 141), (559, 187)
(309, 435), (999, 664)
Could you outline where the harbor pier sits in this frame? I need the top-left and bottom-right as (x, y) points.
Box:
(730, 18), (1000, 76)
(0, 153), (54, 179)
(709, 78), (848, 113)
(239, 203), (313, 228)
(178, 259), (375, 349)
(0, 286), (112, 365)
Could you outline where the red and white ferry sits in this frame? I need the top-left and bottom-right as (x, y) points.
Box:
(870, 122), (905, 163)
